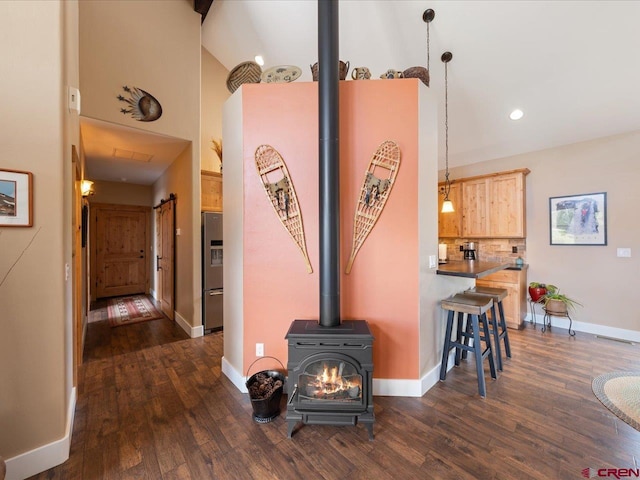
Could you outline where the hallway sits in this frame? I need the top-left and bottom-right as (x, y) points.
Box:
(83, 297), (189, 363)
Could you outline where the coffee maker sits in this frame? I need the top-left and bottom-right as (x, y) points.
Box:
(463, 242), (477, 260)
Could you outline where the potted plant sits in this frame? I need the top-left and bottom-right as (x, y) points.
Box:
(528, 282), (557, 302)
(543, 289), (582, 315)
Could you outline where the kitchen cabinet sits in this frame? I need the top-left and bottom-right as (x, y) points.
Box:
(461, 178), (489, 237)
(201, 170), (222, 212)
(487, 172), (526, 237)
(438, 169), (529, 238)
(438, 182), (462, 237)
(476, 267), (527, 329)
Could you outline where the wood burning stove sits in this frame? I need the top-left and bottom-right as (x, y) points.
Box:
(283, 0), (375, 440)
(285, 320), (374, 440)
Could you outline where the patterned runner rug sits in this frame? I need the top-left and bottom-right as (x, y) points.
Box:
(107, 295), (164, 327)
(592, 371), (640, 431)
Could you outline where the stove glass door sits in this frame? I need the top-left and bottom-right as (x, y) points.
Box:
(298, 358), (363, 404)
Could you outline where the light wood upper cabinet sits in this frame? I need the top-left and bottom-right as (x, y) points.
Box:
(461, 178), (490, 237)
(439, 169), (529, 238)
(438, 182), (462, 237)
(201, 170), (222, 212)
(488, 172), (526, 237)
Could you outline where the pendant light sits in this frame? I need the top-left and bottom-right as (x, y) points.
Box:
(441, 51), (455, 213)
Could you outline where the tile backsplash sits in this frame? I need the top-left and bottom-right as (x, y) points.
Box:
(438, 238), (526, 264)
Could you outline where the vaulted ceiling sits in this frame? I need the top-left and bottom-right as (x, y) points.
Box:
(202, 1), (640, 169)
(83, 1), (640, 186)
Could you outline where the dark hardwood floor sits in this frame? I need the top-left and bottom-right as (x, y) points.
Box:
(29, 311), (640, 479)
(83, 297), (190, 363)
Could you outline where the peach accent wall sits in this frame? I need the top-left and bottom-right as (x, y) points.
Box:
(242, 80), (420, 379)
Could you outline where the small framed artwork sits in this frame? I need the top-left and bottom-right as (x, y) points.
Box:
(0, 169), (33, 227)
(549, 192), (606, 245)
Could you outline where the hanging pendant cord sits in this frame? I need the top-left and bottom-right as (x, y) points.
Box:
(427, 21), (430, 71)
(423, 9), (435, 71)
(444, 58), (450, 198)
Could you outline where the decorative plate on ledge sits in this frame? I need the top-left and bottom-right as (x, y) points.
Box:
(261, 65), (302, 84)
(226, 61), (262, 93)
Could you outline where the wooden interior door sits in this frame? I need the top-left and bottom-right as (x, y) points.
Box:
(94, 204), (150, 298)
(156, 199), (175, 320)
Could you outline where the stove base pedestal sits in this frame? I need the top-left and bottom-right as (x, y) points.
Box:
(286, 409), (374, 440)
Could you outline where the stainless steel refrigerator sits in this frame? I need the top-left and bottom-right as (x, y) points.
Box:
(202, 212), (223, 332)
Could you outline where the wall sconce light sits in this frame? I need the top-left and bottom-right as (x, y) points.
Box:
(81, 180), (94, 197)
(441, 51), (455, 213)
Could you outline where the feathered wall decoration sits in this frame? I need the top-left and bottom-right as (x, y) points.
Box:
(117, 86), (162, 122)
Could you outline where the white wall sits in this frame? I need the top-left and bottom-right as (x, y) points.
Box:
(221, 91), (244, 386)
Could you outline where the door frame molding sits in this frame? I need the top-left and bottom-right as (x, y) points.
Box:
(72, 146), (83, 384)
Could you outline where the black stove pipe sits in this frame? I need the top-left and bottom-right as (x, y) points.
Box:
(318, 0), (340, 328)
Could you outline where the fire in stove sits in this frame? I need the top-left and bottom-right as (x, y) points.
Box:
(300, 362), (362, 401)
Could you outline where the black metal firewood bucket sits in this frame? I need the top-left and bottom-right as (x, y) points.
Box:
(245, 356), (286, 423)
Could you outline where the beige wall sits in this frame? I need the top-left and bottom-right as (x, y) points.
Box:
(89, 180), (152, 206)
(0, 0), (79, 464)
(444, 130), (640, 333)
(79, 0), (201, 142)
(201, 47), (230, 172)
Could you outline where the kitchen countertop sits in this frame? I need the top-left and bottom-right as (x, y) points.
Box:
(436, 260), (510, 279)
(505, 264), (529, 271)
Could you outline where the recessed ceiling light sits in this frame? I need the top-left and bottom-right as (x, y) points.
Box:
(254, 55), (264, 66)
(510, 109), (524, 120)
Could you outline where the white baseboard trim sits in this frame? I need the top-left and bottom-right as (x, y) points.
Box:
(373, 351), (455, 397)
(174, 311), (203, 338)
(5, 387), (76, 480)
(222, 353), (455, 399)
(222, 356), (248, 393)
(525, 313), (640, 342)
(373, 378), (423, 397)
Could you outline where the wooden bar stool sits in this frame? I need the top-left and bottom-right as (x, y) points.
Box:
(439, 293), (497, 397)
(464, 286), (512, 371)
